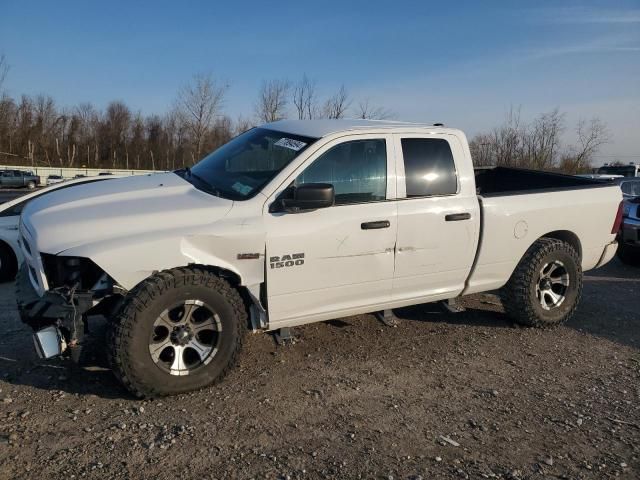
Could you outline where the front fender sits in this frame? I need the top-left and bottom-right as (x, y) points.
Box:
(59, 229), (266, 292)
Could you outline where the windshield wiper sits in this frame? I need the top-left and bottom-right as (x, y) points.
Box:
(182, 167), (224, 198)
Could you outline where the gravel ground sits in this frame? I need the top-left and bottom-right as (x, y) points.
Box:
(0, 259), (638, 479)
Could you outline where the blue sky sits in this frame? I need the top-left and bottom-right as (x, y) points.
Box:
(1, 0), (639, 163)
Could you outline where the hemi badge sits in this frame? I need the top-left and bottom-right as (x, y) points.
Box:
(237, 253), (260, 260)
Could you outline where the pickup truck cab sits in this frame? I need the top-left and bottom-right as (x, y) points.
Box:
(17, 120), (622, 397)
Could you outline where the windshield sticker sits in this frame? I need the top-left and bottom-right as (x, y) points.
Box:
(274, 138), (307, 151)
(231, 182), (253, 196)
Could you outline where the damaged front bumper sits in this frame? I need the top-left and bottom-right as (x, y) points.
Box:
(33, 325), (67, 359)
(16, 263), (121, 361)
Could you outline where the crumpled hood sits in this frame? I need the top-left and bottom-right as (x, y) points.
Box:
(22, 172), (233, 254)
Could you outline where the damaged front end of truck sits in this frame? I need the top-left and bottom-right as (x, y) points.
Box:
(16, 221), (125, 362)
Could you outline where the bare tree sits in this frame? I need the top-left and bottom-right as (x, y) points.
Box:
(75, 103), (99, 167)
(105, 101), (131, 168)
(255, 79), (290, 123)
(483, 106), (524, 167)
(559, 118), (610, 173)
(176, 73), (228, 161)
(521, 108), (565, 170)
(293, 75), (317, 120)
(355, 98), (393, 120)
(234, 115), (254, 135)
(322, 85), (351, 119)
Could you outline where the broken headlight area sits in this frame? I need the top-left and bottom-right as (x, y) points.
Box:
(41, 253), (111, 292)
(19, 256), (125, 362)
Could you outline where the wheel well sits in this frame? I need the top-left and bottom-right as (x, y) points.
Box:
(197, 264), (242, 286)
(540, 230), (582, 258)
(0, 239), (17, 259)
(193, 264), (256, 321)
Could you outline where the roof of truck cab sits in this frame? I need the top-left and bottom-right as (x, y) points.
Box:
(263, 119), (454, 138)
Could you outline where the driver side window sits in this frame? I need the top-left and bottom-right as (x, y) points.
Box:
(295, 139), (387, 205)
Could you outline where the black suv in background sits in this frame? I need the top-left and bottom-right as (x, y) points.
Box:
(617, 178), (640, 266)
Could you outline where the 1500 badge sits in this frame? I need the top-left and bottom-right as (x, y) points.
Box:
(270, 253), (305, 269)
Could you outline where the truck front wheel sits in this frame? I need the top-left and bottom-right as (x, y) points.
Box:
(501, 238), (582, 328)
(107, 267), (247, 398)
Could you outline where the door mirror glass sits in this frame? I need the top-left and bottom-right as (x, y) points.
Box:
(279, 183), (335, 212)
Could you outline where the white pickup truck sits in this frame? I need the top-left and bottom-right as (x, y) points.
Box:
(17, 119), (622, 397)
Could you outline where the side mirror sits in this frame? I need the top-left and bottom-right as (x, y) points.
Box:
(279, 183), (335, 213)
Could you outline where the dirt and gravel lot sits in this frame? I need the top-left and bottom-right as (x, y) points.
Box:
(0, 259), (638, 479)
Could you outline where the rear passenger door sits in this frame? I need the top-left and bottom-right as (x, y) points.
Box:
(392, 134), (480, 303)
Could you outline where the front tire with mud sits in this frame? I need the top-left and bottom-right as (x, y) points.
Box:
(501, 238), (582, 328)
(107, 267), (247, 398)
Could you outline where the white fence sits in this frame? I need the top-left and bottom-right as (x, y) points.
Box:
(0, 165), (161, 185)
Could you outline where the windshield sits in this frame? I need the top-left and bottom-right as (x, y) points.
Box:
(181, 128), (316, 200)
(597, 165), (637, 177)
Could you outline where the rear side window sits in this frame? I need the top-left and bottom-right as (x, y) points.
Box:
(295, 139), (387, 205)
(401, 138), (457, 197)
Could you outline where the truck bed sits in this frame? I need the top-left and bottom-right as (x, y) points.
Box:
(474, 166), (609, 197)
(464, 169), (621, 296)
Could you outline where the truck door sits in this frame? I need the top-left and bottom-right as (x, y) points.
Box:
(392, 133), (480, 303)
(265, 135), (397, 326)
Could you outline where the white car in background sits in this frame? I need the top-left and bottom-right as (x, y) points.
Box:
(575, 174), (623, 180)
(0, 176), (116, 281)
(46, 174), (65, 186)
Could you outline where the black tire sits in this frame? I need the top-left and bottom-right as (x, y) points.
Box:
(501, 238), (582, 328)
(15, 263), (30, 321)
(616, 244), (640, 266)
(107, 266), (247, 398)
(26, 181), (36, 189)
(0, 242), (18, 283)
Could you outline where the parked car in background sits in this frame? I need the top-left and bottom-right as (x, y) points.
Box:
(596, 163), (640, 178)
(0, 170), (41, 189)
(74, 174), (87, 179)
(98, 172), (114, 176)
(46, 174), (65, 186)
(0, 176), (116, 281)
(617, 178), (640, 265)
(576, 174), (623, 181)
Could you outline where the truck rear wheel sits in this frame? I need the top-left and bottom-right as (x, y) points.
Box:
(107, 267), (247, 398)
(501, 238), (582, 328)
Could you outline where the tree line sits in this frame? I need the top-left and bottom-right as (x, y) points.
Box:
(0, 57), (392, 171)
(0, 54), (608, 173)
(469, 107), (610, 174)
